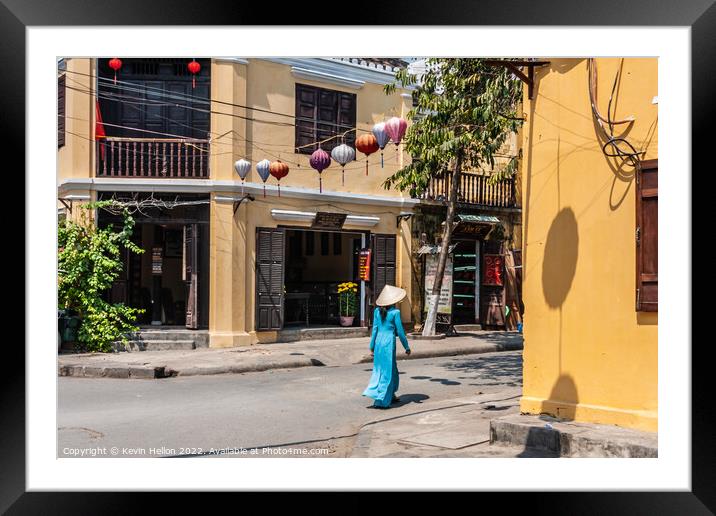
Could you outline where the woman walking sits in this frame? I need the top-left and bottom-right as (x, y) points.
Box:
(363, 285), (411, 409)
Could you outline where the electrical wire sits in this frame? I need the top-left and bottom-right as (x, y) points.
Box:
(587, 58), (643, 170)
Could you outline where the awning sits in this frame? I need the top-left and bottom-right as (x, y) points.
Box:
(456, 214), (500, 224)
(417, 243), (459, 255)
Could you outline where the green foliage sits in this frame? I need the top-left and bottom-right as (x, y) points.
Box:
(58, 201), (145, 352)
(383, 58), (524, 194)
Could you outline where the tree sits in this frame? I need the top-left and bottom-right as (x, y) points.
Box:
(58, 201), (145, 352)
(385, 58), (523, 336)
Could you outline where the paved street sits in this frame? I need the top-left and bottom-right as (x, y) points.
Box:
(58, 350), (523, 458)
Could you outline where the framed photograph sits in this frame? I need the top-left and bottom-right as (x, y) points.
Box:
(19, 0), (705, 509)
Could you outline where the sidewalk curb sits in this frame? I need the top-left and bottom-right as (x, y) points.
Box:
(489, 415), (658, 458)
(176, 358), (323, 377)
(355, 341), (523, 364)
(59, 357), (324, 379)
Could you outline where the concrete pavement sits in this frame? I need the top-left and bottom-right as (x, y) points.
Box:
(58, 351), (524, 458)
(58, 331), (523, 379)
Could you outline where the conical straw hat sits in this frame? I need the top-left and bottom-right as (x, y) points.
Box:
(376, 285), (407, 306)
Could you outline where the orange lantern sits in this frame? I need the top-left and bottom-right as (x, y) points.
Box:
(355, 133), (379, 176)
(269, 160), (290, 197)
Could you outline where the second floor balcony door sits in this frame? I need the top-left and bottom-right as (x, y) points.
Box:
(98, 58), (210, 140)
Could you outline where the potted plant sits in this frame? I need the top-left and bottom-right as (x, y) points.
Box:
(337, 282), (358, 326)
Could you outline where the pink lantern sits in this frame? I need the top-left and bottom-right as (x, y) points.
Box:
(385, 117), (407, 146)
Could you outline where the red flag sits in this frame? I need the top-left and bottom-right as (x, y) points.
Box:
(95, 100), (106, 160)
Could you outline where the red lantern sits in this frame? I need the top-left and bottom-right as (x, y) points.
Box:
(269, 160), (290, 197)
(187, 59), (201, 89)
(355, 134), (379, 176)
(108, 58), (122, 84)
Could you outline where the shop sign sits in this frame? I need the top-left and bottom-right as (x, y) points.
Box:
(482, 254), (504, 286)
(358, 249), (371, 281)
(312, 212), (347, 230)
(152, 247), (163, 275)
(424, 254), (453, 315)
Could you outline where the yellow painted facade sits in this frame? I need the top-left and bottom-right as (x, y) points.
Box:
(58, 58), (415, 347)
(519, 58), (658, 432)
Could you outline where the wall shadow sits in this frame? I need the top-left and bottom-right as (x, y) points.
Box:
(517, 374), (579, 457)
(541, 207), (579, 309)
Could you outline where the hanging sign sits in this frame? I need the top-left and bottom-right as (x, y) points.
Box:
(358, 249), (372, 281)
(312, 212), (347, 230)
(482, 254), (504, 286)
(152, 247), (163, 275)
(424, 254), (453, 315)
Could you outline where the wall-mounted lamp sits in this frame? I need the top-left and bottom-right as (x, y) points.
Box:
(396, 212), (414, 228)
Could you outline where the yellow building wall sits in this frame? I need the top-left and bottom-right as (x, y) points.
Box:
(56, 58), (415, 347)
(207, 59), (414, 347)
(520, 58), (658, 432)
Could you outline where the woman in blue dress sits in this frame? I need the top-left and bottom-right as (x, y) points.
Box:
(363, 285), (411, 408)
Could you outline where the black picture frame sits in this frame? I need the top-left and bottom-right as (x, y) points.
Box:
(13, 0), (708, 510)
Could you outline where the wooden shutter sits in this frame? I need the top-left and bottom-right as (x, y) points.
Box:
(295, 84), (318, 153)
(295, 83), (356, 154)
(184, 223), (199, 329)
(256, 228), (285, 330)
(636, 159), (658, 312)
(372, 234), (396, 304)
(58, 74), (66, 148)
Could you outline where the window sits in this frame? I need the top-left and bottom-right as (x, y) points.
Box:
(636, 159), (657, 312)
(295, 83), (356, 154)
(320, 232), (329, 256)
(333, 233), (342, 255)
(58, 74), (66, 148)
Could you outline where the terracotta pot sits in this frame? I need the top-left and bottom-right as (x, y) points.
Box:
(340, 316), (355, 327)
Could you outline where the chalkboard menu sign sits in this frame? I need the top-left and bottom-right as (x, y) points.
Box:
(312, 212), (347, 230)
(152, 247), (163, 275)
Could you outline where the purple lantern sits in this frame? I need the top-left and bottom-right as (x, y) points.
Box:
(309, 148), (331, 193)
(372, 122), (390, 168)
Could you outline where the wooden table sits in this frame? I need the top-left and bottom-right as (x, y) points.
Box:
(284, 292), (311, 327)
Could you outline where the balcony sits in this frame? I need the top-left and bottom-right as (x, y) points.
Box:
(419, 172), (517, 209)
(96, 138), (210, 179)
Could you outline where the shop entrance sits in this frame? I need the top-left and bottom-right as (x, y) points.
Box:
(282, 228), (366, 328)
(98, 193), (210, 330)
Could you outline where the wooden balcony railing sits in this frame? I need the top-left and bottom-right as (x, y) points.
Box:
(419, 172), (517, 209)
(96, 137), (210, 178)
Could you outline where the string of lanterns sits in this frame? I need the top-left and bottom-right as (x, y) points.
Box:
(105, 59), (408, 196)
(233, 117), (406, 195)
(107, 57), (202, 88)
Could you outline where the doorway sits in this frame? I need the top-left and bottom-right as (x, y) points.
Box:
(283, 228), (366, 328)
(98, 192), (210, 330)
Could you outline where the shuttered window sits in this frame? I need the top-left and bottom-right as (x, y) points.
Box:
(58, 74), (66, 148)
(636, 159), (658, 312)
(295, 83), (356, 154)
(256, 228), (285, 330)
(372, 234), (396, 306)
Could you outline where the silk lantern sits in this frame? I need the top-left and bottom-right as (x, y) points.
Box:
(188, 59), (201, 89)
(108, 58), (122, 84)
(256, 159), (271, 197)
(269, 160), (290, 197)
(355, 134), (379, 176)
(385, 117), (407, 161)
(234, 159), (251, 194)
(309, 148), (331, 193)
(372, 122), (390, 168)
(331, 143), (355, 186)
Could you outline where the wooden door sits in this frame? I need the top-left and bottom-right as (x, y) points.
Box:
(184, 223), (199, 329)
(371, 234), (397, 317)
(256, 228), (285, 330)
(636, 159), (658, 311)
